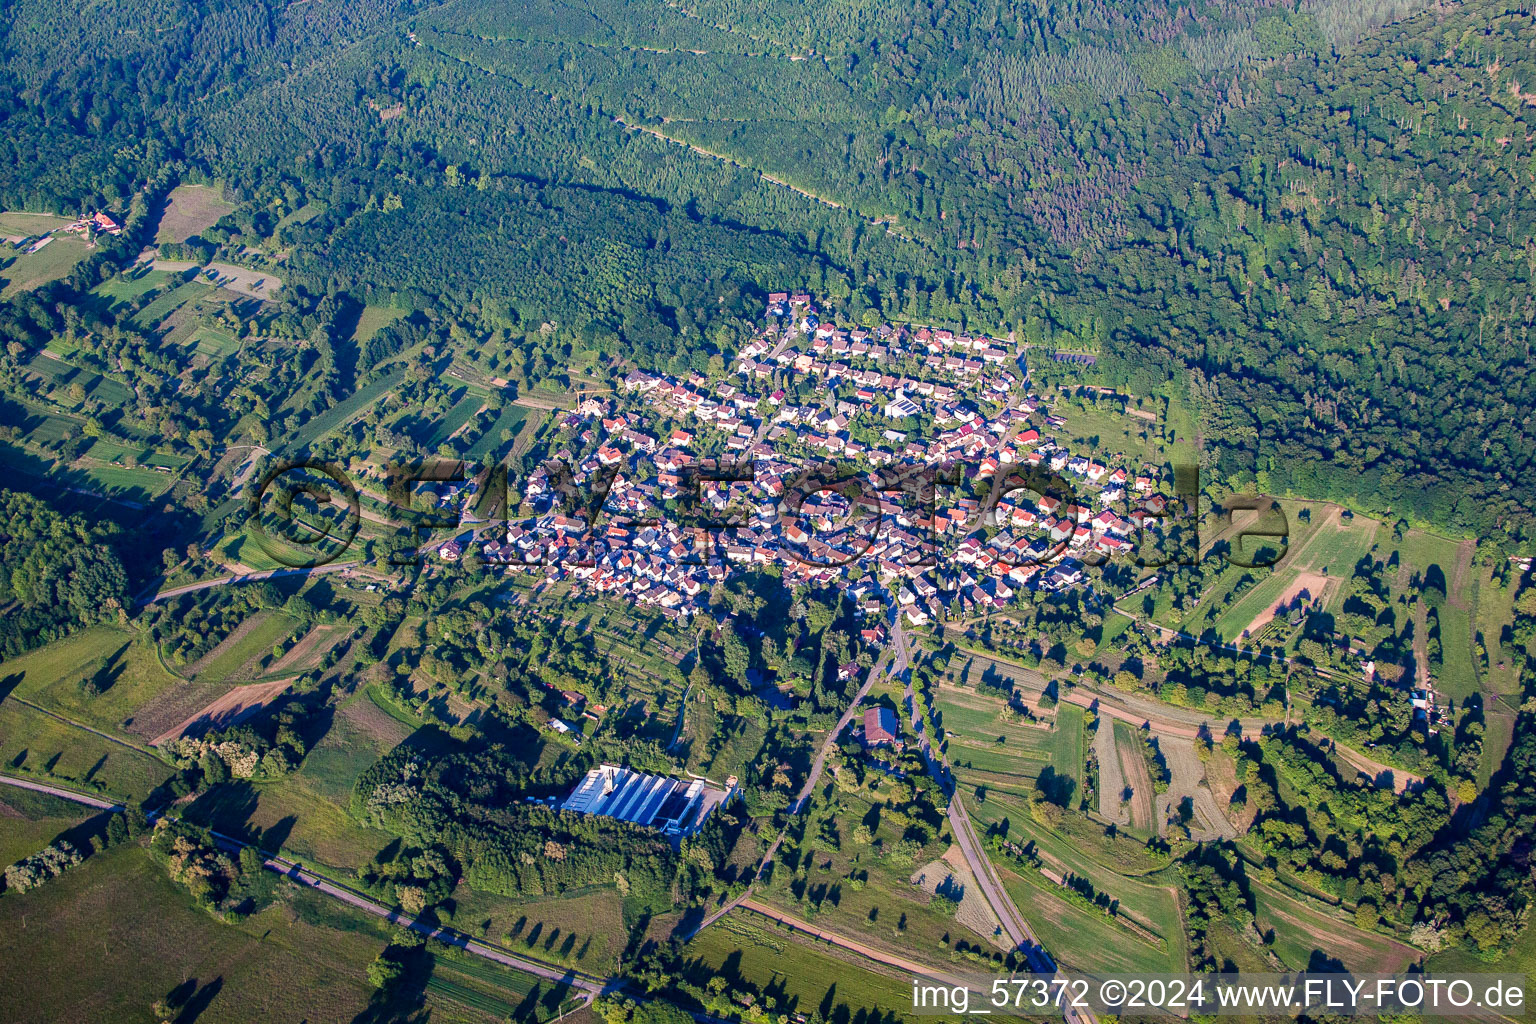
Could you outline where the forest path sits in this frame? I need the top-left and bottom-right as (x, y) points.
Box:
(611, 116), (918, 242)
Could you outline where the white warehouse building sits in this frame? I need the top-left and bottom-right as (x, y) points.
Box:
(563, 763), (732, 838)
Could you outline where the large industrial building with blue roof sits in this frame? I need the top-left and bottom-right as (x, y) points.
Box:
(563, 763), (733, 838)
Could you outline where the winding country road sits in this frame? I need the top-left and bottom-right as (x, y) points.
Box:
(893, 612), (1095, 1024)
(141, 561), (368, 605)
(0, 774), (124, 812)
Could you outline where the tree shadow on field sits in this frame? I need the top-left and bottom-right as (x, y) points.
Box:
(261, 813), (297, 854)
(52, 808), (118, 860)
(85, 643), (131, 696)
(1306, 949), (1349, 974)
(172, 976), (224, 1023)
(83, 754), (108, 783)
(349, 987), (430, 1024)
(1035, 765), (1076, 807)
(350, 948), (431, 1024)
(182, 781), (297, 852)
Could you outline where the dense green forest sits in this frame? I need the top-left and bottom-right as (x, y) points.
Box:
(0, 488), (128, 657)
(1, 0), (1531, 544)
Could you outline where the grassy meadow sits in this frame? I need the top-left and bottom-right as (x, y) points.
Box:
(0, 840), (561, 1023)
(684, 910), (913, 1022)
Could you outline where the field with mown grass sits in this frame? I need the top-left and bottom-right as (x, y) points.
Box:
(935, 677), (1085, 809)
(1253, 882), (1418, 973)
(1, 234), (90, 297)
(91, 267), (177, 309)
(966, 785), (1187, 974)
(186, 610), (302, 683)
(446, 885), (629, 974)
(0, 840), (554, 1023)
(349, 304), (406, 344)
(684, 909), (913, 1022)
(0, 785), (94, 868)
(0, 700), (172, 801)
(967, 786), (1172, 878)
(0, 626), (184, 737)
(132, 278), (212, 326)
(993, 856), (1185, 974)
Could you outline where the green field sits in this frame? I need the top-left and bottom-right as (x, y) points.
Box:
(971, 796), (1184, 954)
(188, 323), (240, 358)
(429, 951), (581, 1021)
(1209, 507), (1379, 642)
(467, 403), (530, 460)
(187, 611), (302, 683)
(0, 785), (94, 868)
(427, 392), (485, 447)
(0, 626), (187, 737)
(938, 695), (1053, 784)
(936, 679), (1085, 809)
(215, 529), (320, 572)
(73, 461), (179, 503)
(1253, 882), (1418, 973)
(91, 267), (176, 309)
(167, 671), (404, 873)
(1475, 565), (1525, 696)
(24, 352), (134, 409)
(1129, 498), (1322, 632)
(685, 910), (916, 1021)
(1, 234), (91, 297)
(285, 367), (408, 448)
(364, 682), (434, 733)
(0, 433), (162, 496)
(1051, 390), (1198, 470)
(995, 858), (1184, 974)
(183, 774), (393, 872)
(1432, 597), (1479, 701)
(1480, 702), (1518, 788)
(0, 701), (173, 801)
(349, 304), (406, 343)
(0, 442), (64, 484)
(0, 840), (517, 1023)
(3, 384), (154, 452)
(447, 885), (628, 974)
(754, 785), (989, 961)
(968, 785), (1172, 878)
(1386, 529), (1479, 698)
(275, 202), (324, 232)
(3, 394), (77, 443)
(132, 278), (211, 326)
(1051, 704), (1086, 794)
(0, 211), (72, 235)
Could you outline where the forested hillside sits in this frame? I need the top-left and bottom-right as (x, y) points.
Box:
(0, 0), (1532, 542)
(1094, 3), (1536, 539)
